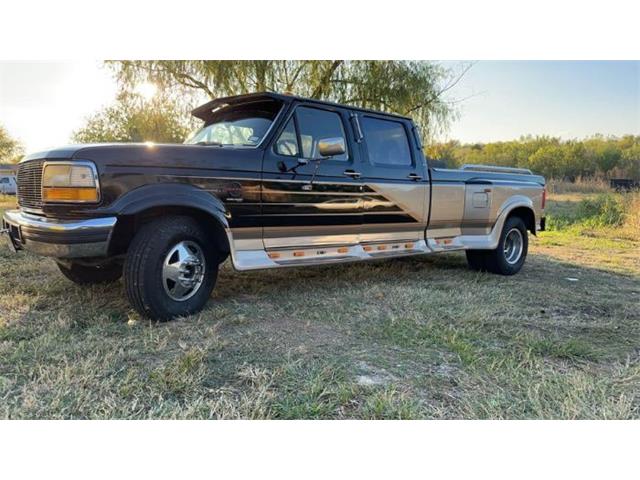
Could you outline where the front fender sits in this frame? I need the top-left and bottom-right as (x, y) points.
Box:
(106, 183), (230, 229)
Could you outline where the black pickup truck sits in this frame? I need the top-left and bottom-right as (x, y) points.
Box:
(2, 92), (545, 320)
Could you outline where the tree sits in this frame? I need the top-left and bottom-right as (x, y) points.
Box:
(72, 91), (192, 144)
(0, 123), (24, 163)
(425, 140), (460, 168)
(428, 135), (640, 180)
(109, 60), (467, 140)
(594, 143), (622, 174)
(526, 145), (564, 178)
(620, 143), (640, 179)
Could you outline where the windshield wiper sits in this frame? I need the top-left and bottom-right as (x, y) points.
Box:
(194, 141), (223, 146)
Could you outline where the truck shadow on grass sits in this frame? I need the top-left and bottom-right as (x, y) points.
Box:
(1, 247), (638, 419)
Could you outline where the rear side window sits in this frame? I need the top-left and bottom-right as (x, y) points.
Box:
(295, 107), (348, 161)
(362, 117), (412, 166)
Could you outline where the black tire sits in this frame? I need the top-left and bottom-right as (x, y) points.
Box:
(124, 215), (218, 321)
(465, 250), (488, 271)
(466, 216), (528, 275)
(57, 261), (122, 285)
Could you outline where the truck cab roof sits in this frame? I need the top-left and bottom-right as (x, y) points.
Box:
(191, 92), (413, 122)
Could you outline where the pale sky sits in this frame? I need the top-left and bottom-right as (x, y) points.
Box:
(442, 60), (640, 142)
(1, 61), (639, 154)
(0, 62), (118, 153)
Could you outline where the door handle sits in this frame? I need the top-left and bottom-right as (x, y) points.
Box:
(343, 169), (361, 179)
(407, 173), (422, 181)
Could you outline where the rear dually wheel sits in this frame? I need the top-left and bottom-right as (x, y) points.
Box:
(465, 216), (529, 275)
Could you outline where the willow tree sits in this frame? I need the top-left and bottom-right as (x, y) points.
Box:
(110, 60), (467, 140)
(0, 123), (24, 163)
(72, 91), (192, 144)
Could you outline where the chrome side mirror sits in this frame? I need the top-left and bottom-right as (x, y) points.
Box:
(318, 137), (346, 158)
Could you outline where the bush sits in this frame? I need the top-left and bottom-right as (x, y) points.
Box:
(547, 193), (626, 230)
(577, 195), (626, 228)
(621, 192), (640, 234)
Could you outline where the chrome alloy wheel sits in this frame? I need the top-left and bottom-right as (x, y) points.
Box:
(162, 240), (206, 301)
(503, 228), (524, 265)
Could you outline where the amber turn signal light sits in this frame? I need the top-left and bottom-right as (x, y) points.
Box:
(42, 187), (99, 203)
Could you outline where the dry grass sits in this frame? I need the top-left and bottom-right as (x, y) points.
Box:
(547, 178), (611, 195)
(0, 192), (639, 419)
(621, 192), (640, 238)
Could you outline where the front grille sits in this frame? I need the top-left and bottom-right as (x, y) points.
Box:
(17, 160), (44, 210)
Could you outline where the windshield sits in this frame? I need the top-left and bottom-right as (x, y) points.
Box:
(185, 100), (281, 147)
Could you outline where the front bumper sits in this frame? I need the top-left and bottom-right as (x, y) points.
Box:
(2, 209), (117, 258)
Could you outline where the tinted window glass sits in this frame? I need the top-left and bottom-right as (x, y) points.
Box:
(275, 118), (299, 156)
(295, 107), (348, 161)
(362, 117), (412, 166)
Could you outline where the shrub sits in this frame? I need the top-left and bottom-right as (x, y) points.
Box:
(621, 192), (640, 234)
(578, 194), (626, 228)
(547, 193), (626, 230)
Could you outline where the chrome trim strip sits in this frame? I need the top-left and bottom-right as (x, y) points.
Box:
(3, 210), (116, 232)
(461, 164), (533, 175)
(230, 240), (431, 271)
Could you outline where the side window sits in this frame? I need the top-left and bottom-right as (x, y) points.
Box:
(361, 117), (412, 166)
(275, 118), (299, 157)
(295, 107), (348, 161)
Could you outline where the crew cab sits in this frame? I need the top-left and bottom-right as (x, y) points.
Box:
(2, 92), (546, 320)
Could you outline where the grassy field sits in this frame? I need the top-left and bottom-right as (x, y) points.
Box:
(0, 187), (638, 419)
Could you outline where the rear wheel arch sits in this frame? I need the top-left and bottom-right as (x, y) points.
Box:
(505, 205), (536, 235)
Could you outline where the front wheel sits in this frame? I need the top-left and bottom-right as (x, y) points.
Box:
(124, 216), (218, 321)
(465, 216), (528, 275)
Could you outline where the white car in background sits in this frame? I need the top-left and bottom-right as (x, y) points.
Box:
(0, 175), (17, 195)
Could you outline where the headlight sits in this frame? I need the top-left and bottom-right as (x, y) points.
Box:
(42, 161), (100, 203)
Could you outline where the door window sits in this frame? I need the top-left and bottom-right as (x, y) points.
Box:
(294, 107), (348, 161)
(361, 117), (412, 166)
(274, 118), (299, 157)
